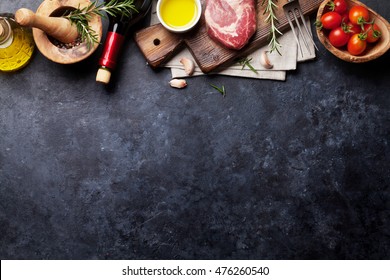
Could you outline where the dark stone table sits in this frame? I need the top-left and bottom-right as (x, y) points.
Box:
(1, 0), (389, 259)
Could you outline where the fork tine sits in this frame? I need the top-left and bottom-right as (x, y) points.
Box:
(292, 9), (311, 55)
(285, 10), (303, 57)
(296, 6), (319, 51)
(283, 0), (318, 56)
(294, 9), (311, 54)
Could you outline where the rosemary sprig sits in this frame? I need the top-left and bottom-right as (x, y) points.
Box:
(262, 0), (283, 55)
(210, 84), (226, 97)
(64, 0), (138, 49)
(238, 57), (258, 74)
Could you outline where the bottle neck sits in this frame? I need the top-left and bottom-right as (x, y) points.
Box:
(98, 0), (153, 70)
(98, 31), (125, 70)
(0, 17), (13, 48)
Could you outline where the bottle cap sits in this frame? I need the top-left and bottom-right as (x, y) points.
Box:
(96, 68), (111, 84)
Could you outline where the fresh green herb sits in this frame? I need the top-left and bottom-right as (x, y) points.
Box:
(210, 84), (226, 97)
(262, 0), (283, 55)
(238, 57), (258, 74)
(64, 0), (138, 49)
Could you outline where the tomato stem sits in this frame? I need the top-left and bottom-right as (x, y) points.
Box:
(358, 32), (367, 41)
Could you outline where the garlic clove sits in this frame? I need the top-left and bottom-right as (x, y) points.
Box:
(260, 51), (273, 69)
(179, 57), (195, 76)
(169, 79), (187, 89)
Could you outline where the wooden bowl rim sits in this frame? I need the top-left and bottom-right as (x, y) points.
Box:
(316, 0), (390, 63)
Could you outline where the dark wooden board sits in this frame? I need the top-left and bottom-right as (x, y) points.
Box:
(134, 0), (324, 73)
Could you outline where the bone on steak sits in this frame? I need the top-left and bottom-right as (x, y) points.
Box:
(204, 0), (257, 50)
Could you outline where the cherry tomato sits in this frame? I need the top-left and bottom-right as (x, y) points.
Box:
(339, 12), (349, 24)
(320, 11), (343, 30)
(349, 5), (370, 25)
(363, 23), (382, 43)
(329, 26), (351, 47)
(347, 33), (367, 55)
(328, 0), (348, 15)
(346, 22), (361, 35)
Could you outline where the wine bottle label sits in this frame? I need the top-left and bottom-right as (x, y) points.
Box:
(98, 31), (125, 69)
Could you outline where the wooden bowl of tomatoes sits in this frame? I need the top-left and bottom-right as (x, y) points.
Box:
(316, 0), (390, 62)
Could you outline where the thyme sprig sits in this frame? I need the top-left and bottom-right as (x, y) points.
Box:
(64, 0), (138, 49)
(262, 0), (283, 55)
(238, 57), (258, 74)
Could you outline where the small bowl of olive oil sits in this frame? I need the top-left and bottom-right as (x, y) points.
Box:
(156, 0), (202, 33)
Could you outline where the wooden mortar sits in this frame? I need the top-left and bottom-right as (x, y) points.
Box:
(23, 0), (102, 64)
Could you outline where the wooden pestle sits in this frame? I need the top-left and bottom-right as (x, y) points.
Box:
(15, 8), (79, 43)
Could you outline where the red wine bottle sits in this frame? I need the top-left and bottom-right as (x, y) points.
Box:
(96, 0), (152, 84)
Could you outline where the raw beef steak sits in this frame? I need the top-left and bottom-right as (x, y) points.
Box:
(204, 0), (257, 50)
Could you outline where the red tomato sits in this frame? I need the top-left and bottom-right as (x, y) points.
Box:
(349, 5), (370, 25)
(347, 33), (367, 55)
(328, 0), (348, 14)
(346, 22), (362, 35)
(320, 11), (343, 30)
(363, 23), (382, 43)
(340, 12), (349, 24)
(329, 26), (351, 47)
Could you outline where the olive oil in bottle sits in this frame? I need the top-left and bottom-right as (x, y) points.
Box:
(0, 13), (35, 72)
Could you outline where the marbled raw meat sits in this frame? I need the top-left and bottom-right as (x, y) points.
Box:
(204, 0), (257, 50)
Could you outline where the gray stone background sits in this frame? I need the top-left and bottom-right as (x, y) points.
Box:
(1, 0), (389, 259)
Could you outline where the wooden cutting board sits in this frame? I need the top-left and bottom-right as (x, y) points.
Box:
(134, 0), (323, 73)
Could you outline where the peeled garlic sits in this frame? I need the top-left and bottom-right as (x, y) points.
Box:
(169, 79), (187, 89)
(260, 51), (273, 69)
(179, 57), (195, 76)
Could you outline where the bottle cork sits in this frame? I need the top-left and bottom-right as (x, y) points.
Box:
(96, 67), (112, 84)
(0, 18), (13, 47)
(0, 18), (9, 40)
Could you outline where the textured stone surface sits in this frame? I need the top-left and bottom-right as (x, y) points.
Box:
(0, 0), (389, 259)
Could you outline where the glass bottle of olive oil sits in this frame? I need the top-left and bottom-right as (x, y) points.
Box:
(0, 13), (35, 72)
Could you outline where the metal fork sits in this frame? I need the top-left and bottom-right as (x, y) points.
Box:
(283, 0), (318, 57)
